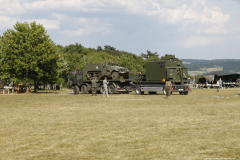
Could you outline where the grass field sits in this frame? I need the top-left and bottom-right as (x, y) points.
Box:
(0, 88), (239, 160)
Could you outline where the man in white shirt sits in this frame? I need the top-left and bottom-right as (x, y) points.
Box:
(103, 77), (109, 97)
(216, 80), (220, 92)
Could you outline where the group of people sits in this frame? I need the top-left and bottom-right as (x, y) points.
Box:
(91, 76), (109, 97)
(47, 83), (62, 91)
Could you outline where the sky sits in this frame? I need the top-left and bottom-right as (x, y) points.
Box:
(1, 0), (240, 59)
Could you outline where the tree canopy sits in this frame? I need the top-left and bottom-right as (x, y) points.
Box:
(160, 54), (180, 61)
(140, 50), (159, 59)
(0, 21), (60, 91)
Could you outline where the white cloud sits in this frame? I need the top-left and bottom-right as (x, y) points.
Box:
(182, 36), (223, 48)
(23, 0), (106, 12)
(0, 16), (17, 29)
(159, 2), (230, 29)
(201, 7), (230, 25)
(64, 18), (112, 36)
(23, 19), (60, 30)
(0, 0), (26, 15)
(50, 13), (67, 21)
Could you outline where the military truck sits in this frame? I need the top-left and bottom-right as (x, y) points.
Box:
(86, 62), (130, 80)
(133, 60), (190, 95)
(67, 67), (134, 94)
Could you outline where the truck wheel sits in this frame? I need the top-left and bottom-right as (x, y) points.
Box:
(148, 91), (157, 94)
(111, 71), (119, 80)
(135, 88), (144, 95)
(179, 92), (184, 95)
(73, 86), (79, 94)
(108, 85), (116, 94)
(163, 89), (166, 95)
(183, 91), (188, 95)
(81, 85), (87, 94)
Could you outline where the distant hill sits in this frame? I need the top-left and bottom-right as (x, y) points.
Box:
(181, 59), (240, 72)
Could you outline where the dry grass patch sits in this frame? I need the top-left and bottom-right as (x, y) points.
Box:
(0, 88), (239, 159)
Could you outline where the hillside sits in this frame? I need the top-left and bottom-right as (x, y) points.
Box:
(181, 59), (240, 72)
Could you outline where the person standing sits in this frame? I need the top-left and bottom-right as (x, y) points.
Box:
(219, 78), (222, 89)
(47, 84), (50, 91)
(91, 77), (98, 96)
(216, 80), (220, 92)
(103, 77), (109, 97)
(165, 81), (172, 98)
(54, 84), (57, 91)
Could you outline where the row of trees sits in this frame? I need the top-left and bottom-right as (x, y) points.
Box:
(0, 21), (180, 92)
(58, 43), (180, 76)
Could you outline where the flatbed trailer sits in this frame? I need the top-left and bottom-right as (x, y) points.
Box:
(79, 79), (134, 94)
(67, 69), (134, 94)
(135, 82), (190, 95)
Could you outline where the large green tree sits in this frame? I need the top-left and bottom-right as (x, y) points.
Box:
(0, 21), (59, 92)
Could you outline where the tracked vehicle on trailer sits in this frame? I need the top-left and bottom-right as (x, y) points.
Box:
(67, 62), (134, 94)
(133, 60), (190, 95)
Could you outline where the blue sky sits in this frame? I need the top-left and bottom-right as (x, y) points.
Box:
(1, 0), (240, 59)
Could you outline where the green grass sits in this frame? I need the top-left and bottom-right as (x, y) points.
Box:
(0, 88), (239, 159)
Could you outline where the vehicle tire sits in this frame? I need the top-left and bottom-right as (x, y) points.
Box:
(73, 85), (79, 94)
(111, 71), (119, 80)
(163, 89), (166, 95)
(108, 85), (116, 94)
(148, 91), (157, 94)
(81, 85), (87, 94)
(135, 88), (142, 95)
(179, 91), (184, 95)
(183, 91), (188, 95)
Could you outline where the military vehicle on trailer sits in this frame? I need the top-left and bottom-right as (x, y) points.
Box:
(86, 62), (130, 80)
(67, 63), (133, 94)
(134, 60), (190, 95)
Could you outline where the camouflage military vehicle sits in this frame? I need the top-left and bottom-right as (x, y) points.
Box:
(86, 62), (130, 80)
(67, 64), (134, 94)
(133, 60), (190, 95)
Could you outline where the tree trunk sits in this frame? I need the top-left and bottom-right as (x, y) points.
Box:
(26, 67), (29, 92)
(34, 80), (37, 92)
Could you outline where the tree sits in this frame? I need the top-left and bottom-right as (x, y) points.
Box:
(119, 55), (143, 75)
(0, 36), (4, 80)
(1, 21), (59, 92)
(97, 46), (103, 51)
(160, 54), (180, 61)
(140, 50), (159, 59)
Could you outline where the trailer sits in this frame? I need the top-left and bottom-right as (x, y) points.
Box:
(67, 68), (134, 94)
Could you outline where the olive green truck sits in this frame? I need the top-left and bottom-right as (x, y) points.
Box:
(134, 60), (190, 95)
